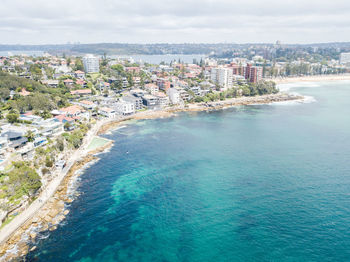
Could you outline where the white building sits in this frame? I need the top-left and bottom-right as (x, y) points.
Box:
(115, 101), (135, 115)
(210, 67), (233, 89)
(99, 107), (117, 118)
(39, 119), (64, 137)
(83, 54), (100, 73)
(340, 53), (350, 65)
(121, 95), (143, 110)
(167, 88), (181, 105)
(155, 92), (169, 107)
(145, 83), (159, 95)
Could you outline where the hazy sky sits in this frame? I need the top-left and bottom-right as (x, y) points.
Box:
(1, 0), (350, 44)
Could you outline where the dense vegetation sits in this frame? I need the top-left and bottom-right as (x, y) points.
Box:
(0, 72), (70, 113)
(0, 162), (41, 208)
(193, 81), (278, 103)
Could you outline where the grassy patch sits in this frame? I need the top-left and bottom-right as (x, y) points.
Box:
(0, 215), (16, 229)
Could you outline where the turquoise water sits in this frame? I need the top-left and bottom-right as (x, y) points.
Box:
(27, 81), (350, 261)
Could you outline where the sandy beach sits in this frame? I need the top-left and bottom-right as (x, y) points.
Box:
(0, 92), (304, 260)
(271, 74), (350, 84)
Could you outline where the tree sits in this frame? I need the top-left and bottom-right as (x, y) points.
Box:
(6, 112), (19, 123)
(45, 156), (53, 168)
(40, 110), (52, 119)
(25, 130), (35, 142)
(111, 64), (124, 74)
(64, 122), (72, 131)
(219, 92), (225, 101)
(75, 58), (84, 71)
(29, 64), (43, 80)
(56, 138), (65, 152)
(7, 162), (42, 198)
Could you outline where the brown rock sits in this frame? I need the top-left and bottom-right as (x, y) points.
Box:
(31, 217), (39, 223)
(43, 215), (52, 223)
(0, 245), (8, 255)
(30, 232), (37, 240)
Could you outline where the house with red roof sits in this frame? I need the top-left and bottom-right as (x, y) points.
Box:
(125, 67), (140, 74)
(76, 79), (87, 87)
(76, 100), (96, 109)
(63, 79), (74, 87)
(60, 105), (90, 121)
(60, 105), (84, 117)
(19, 88), (30, 96)
(145, 83), (159, 95)
(74, 70), (85, 79)
(70, 89), (92, 96)
(99, 81), (110, 91)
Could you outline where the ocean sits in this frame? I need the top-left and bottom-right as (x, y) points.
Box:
(27, 81), (350, 261)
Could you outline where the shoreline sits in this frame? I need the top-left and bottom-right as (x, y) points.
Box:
(271, 74), (350, 84)
(0, 92), (304, 260)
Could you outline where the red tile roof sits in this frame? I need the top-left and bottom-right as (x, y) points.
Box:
(70, 89), (92, 95)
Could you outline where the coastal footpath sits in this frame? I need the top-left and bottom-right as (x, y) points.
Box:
(0, 92), (303, 261)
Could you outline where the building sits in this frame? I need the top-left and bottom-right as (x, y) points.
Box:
(156, 79), (171, 91)
(1, 131), (28, 149)
(99, 81), (110, 92)
(63, 79), (74, 87)
(249, 66), (263, 83)
(76, 79), (86, 88)
(70, 89), (92, 96)
(99, 107), (117, 118)
(55, 115), (75, 125)
(39, 119), (64, 137)
(33, 136), (48, 147)
(142, 94), (159, 107)
(145, 83), (159, 95)
(83, 54), (100, 73)
(340, 53), (350, 65)
(74, 70), (85, 78)
(42, 80), (59, 88)
(210, 67), (233, 89)
(115, 101), (135, 115)
(76, 100), (96, 109)
(125, 67), (140, 74)
(167, 88), (181, 104)
(245, 64), (263, 83)
(130, 89), (145, 97)
(19, 88), (30, 96)
(121, 95), (143, 110)
(155, 92), (169, 107)
(60, 105), (89, 120)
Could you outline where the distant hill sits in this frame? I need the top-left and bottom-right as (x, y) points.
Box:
(1, 42), (350, 56)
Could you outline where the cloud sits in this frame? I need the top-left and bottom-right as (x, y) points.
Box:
(1, 0), (350, 44)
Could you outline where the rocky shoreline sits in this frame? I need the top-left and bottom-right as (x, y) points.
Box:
(0, 141), (113, 261)
(0, 92), (303, 261)
(98, 93), (303, 134)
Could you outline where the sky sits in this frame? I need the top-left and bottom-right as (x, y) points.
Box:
(1, 0), (350, 45)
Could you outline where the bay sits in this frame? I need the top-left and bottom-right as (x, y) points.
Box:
(27, 81), (350, 261)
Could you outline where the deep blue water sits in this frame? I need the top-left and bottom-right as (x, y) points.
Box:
(27, 81), (350, 261)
